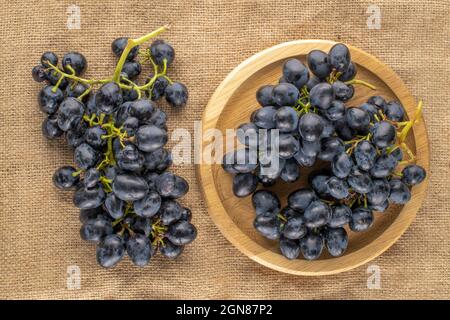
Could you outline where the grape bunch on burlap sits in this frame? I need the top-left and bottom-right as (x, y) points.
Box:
(32, 26), (197, 268)
(223, 43), (426, 260)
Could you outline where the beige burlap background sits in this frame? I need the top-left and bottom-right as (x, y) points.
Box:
(0, 0), (449, 299)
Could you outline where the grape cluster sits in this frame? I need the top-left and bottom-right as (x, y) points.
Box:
(223, 43), (426, 260)
(33, 26), (196, 268)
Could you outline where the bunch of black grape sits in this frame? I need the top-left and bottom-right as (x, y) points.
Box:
(223, 43), (426, 260)
(32, 26), (197, 268)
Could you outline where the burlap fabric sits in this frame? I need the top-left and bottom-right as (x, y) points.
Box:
(0, 0), (449, 299)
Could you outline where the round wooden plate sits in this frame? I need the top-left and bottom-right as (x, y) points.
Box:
(196, 40), (430, 276)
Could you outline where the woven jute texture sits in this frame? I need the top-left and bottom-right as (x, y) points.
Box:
(0, 0), (449, 300)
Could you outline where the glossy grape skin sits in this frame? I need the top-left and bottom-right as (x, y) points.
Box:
(345, 107), (370, 132)
(231, 148), (258, 173)
(323, 100), (345, 121)
(112, 174), (148, 201)
(165, 82), (188, 108)
(66, 123), (87, 148)
(41, 51), (58, 67)
(46, 70), (69, 89)
(111, 37), (139, 60)
(83, 168), (100, 188)
(126, 234), (152, 267)
(159, 200), (183, 225)
(237, 122), (258, 147)
(272, 83), (300, 107)
(128, 99), (155, 121)
(280, 158), (300, 183)
(278, 134), (300, 159)
(73, 184), (106, 209)
(179, 207), (192, 222)
(307, 50), (332, 79)
(150, 39), (175, 66)
(310, 82), (334, 110)
(57, 97), (85, 131)
(95, 82), (123, 114)
(251, 106), (277, 129)
(156, 172), (189, 199)
(402, 165), (426, 186)
(104, 192), (125, 219)
(256, 85), (275, 107)
(306, 75), (321, 91)
(369, 199), (389, 213)
(222, 152), (239, 174)
(367, 95), (386, 110)
(135, 125), (168, 152)
(232, 173), (258, 197)
(64, 83), (87, 100)
(145, 108), (167, 129)
(32, 65), (47, 82)
(122, 117), (140, 136)
(371, 121), (396, 148)
(334, 117), (356, 141)
(121, 61), (141, 80)
(143, 148), (172, 172)
(370, 153), (398, 178)
(326, 176), (349, 200)
(282, 58), (309, 89)
(310, 173), (330, 197)
(282, 216), (306, 240)
(160, 240), (184, 259)
(38, 85), (63, 114)
(74, 143), (99, 170)
(367, 179), (390, 206)
(329, 43), (351, 72)
(96, 234), (125, 268)
(332, 81), (353, 102)
(347, 166), (374, 194)
(298, 113), (324, 142)
(300, 233), (324, 260)
(300, 139), (321, 158)
(388, 178), (411, 204)
(274, 106), (299, 133)
(252, 190), (280, 216)
(53, 166), (79, 190)
(383, 101), (405, 121)
(42, 116), (63, 139)
(80, 215), (113, 242)
(293, 148), (316, 167)
(303, 200), (331, 228)
(287, 188), (317, 212)
(391, 147), (403, 162)
(349, 207), (374, 232)
(328, 204), (352, 228)
(117, 146), (145, 172)
(79, 207), (103, 224)
(332, 152), (353, 179)
(84, 125), (107, 149)
(166, 220), (197, 245)
(62, 52), (87, 75)
(325, 227), (348, 257)
(321, 118), (336, 138)
(279, 237), (301, 260)
(354, 140), (377, 171)
(339, 61), (356, 81)
(253, 215), (281, 240)
(359, 102), (379, 121)
(318, 137), (344, 161)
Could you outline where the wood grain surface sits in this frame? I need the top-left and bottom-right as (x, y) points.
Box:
(197, 40), (430, 276)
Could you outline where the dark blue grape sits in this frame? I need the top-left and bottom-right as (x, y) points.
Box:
(32, 65), (47, 82)
(272, 83), (300, 107)
(42, 116), (63, 139)
(38, 85), (63, 114)
(79, 207), (103, 224)
(278, 134), (300, 159)
(160, 240), (184, 259)
(318, 137), (344, 161)
(326, 176), (349, 200)
(279, 237), (301, 260)
(367, 95), (386, 110)
(104, 192), (125, 219)
(288, 188), (317, 212)
(306, 75), (321, 91)
(370, 153), (398, 178)
(237, 122), (259, 147)
(298, 112), (324, 142)
(96, 234), (125, 268)
(159, 200), (183, 225)
(122, 116), (140, 136)
(74, 143), (99, 170)
(334, 117), (356, 140)
(231, 148), (258, 173)
(367, 179), (390, 206)
(274, 106), (299, 133)
(256, 85), (274, 107)
(371, 121), (396, 149)
(388, 178), (411, 204)
(53, 166), (79, 190)
(84, 125), (106, 149)
(252, 190), (280, 216)
(73, 184), (105, 209)
(311, 173), (330, 197)
(80, 215), (113, 242)
(347, 166), (374, 194)
(120, 61), (141, 80)
(150, 39), (175, 66)
(46, 70), (69, 89)
(57, 97), (85, 131)
(323, 100), (345, 121)
(339, 61), (356, 81)
(383, 101), (405, 121)
(111, 37), (139, 60)
(328, 204), (352, 228)
(293, 148), (316, 167)
(156, 172), (189, 199)
(282, 216), (306, 240)
(233, 173), (258, 197)
(251, 106), (277, 129)
(135, 125), (168, 152)
(300, 232), (324, 260)
(145, 108), (167, 129)
(95, 82), (123, 114)
(332, 152), (353, 179)
(62, 52), (87, 75)
(112, 174), (148, 201)
(65, 83), (88, 99)
(282, 58), (309, 88)
(369, 199), (389, 213)
(310, 83), (334, 110)
(325, 227), (348, 257)
(329, 43), (351, 72)
(165, 82), (188, 108)
(83, 168), (100, 188)
(143, 148), (172, 172)
(126, 234), (151, 267)
(147, 75), (169, 101)
(359, 102), (379, 121)
(307, 50), (331, 79)
(129, 99), (156, 121)
(354, 140), (377, 171)
(41, 51), (58, 68)
(166, 220), (197, 245)
(402, 165), (426, 186)
(303, 200), (331, 228)
(300, 139), (321, 158)
(349, 207), (374, 232)
(280, 158), (300, 183)
(345, 107), (370, 132)
(253, 215), (281, 240)
(179, 207), (192, 222)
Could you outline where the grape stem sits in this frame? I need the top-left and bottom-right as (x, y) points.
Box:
(345, 79), (376, 90)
